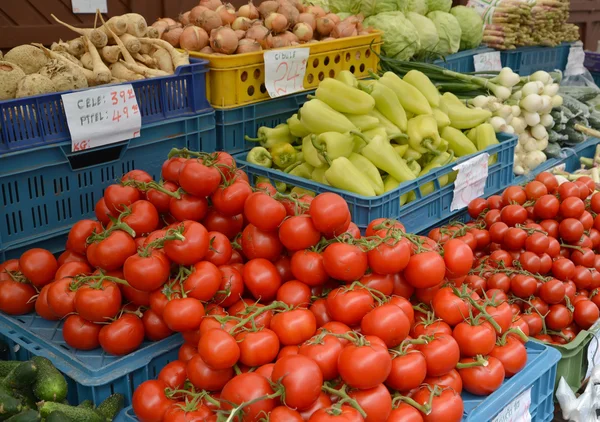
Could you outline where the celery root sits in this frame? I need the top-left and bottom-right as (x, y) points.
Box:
(51, 14), (108, 48)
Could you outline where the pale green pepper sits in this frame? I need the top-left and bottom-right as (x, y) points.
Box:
(271, 143), (297, 168)
(383, 175), (410, 206)
(368, 109), (402, 138)
(325, 157), (376, 196)
(408, 160), (421, 176)
(302, 136), (325, 168)
(477, 123), (499, 165)
(342, 113), (380, 131)
(312, 132), (355, 165)
(393, 144), (409, 158)
(361, 135), (416, 183)
(288, 162), (314, 179)
(311, 166), (330, 185)
(348, 153), (384, 195)
(287, 114), (310, 138)
(363, 127), (388, 141)
(378, 72), (432, 115)
(407, 115), (443, 155)
(335, 70), (358, 87)
(403, 148), (422, 162)
(363, 81), (408, 132)
(441, 126), (477, 157)
(256, 176), (286, 193)
(315, 78), (375, 115)
(432, 108), (451, 130)
(291, 187), (315, 197)
(299, 99), (358, 134)
(245, 124), (294, 148)
(246, 147), (272, 168)
(403, 70), (440, 108)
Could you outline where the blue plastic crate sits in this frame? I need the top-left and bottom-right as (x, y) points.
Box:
(0, 59), (211, 152)
(0, 112), (216, 255)
(500, 43), (572, 76)
(433, 47), (495, 73)
(584, 51), (600, 73)
(0, 312), (183, 406)
(114, 341), (559, 422)
(235, 133), (517, 233)
(563, 137), (600, 172)
(215, 90), (313, 153)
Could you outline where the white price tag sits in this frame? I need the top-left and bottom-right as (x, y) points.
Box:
(264, 48), (309, 98)
(71, 0), (107, 14)
(474, 51), (502, 72)
(565, 41), (585, 77)
(62, 84), (141, 152)
(586, 321), (600, 379)
(492, 388), (532, 422)
(451, 153), (489, 211)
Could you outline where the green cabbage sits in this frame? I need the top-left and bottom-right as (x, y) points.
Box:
(450, 6), (484, 50)
(364, 12), (420, 60)
(402, 0), (428, 15)
(327, 0), (361, 14)
(427, 0), (451, 13)
(407, 12), (439, 54)
(427, 11), (462, 55)
(359, 0), (402, 17)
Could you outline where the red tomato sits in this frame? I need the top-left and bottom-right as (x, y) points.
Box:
(164, 221), (209, 266)
(417, 334), (460, 377)
(99, 313), (144, 355)
(236, 329), (280, 367)
(432, 287), (471, 327)
(348, 383), (392, 422)
(404, 251), (446, 289)
(198, 328), (240, 369)
(104, 184), (141, 213)
(489, 336), (527, 377)
(270, 309), (317, 346)
(123, 250), (171, 292)
(242, 258), (282, 301)
(19, 248), (58, 288)
(142, 309), (174, 342)
(202, 209), (244, 241)
(162, 298), (205, 332)
(179, 159), (221, 197)
(361, 303), (410, 348)
(241, 224), (283, 262)
(158, 360), (187, 391)
(272, 354), (323, 410)
(220, 373), (276, 420)
(291, 250), (329, 287)
(322, 243), (368, 282)
(211, 180), (253, 217)
(186, 354), (233, 391)
(132, 380), (176, 422)
(453, 321), (496, 357)
(423, 369), (463, 394)
(412, 386), (463, 422)
(63, 314), (101, 350)
(244, 192), (287, 231)
(74, 280), (122, 322)
(385, 351), (427, 392)
(277, 280), (311, 308)
(67, 220), (103, 255)
(458, 356), (505, 395)
(326, 286), (374, 326)
(309, 193), (351, 237)
(367, 238), (411, 275)
(337, 338), (391, 390)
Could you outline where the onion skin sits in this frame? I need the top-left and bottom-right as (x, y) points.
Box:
(236, 39), (262, 54)
(245, 25), (270, 48)
(277, 1), (299, 26)
(200, 46), (214, 54)
(298, 13), (316, 30)
(199, 0), (223, 11)
(232, 17), (253, 31)
(332, 20), (358, 38)
(180, 26), (209, 51)
(152, 20), (170, 38)
(265, 13), (288, 34)
(179, 12), (191, 26)
(316, 17), (335, 37)
(162, 26), (184, 47)
(258, 1), (279, 19)
(234, 30), (246, 41)
(267, 31), (298, 48)
(293, 22), (313, 42)
(325, 13), (341, 25)
(210, 26), (239, 54)
(306, 5), (326, 18)
(238, 1), (260, 20)
(216, 4), (236, 26)
(161, 17), (178, 26)
(198, 9), (223, 34)
(189, 6), (209, 25)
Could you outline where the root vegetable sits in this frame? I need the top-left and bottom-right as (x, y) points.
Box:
(110, 62), (145, 81)
(298, 13), (316, 30)
(190, 6), (209, 25)
(278, 2), (299, 26)
(119, 34), (142, 53)
(258, 1), (279, 18)
(199, 0), (223, 10)
(161, 17), (178, 27)
(38, 59), (88, 92)
(179, 12), (191, 26)
(267, 31), (298, 48)
(265, 13), (288, 33)
(332, 20), (358, 38)
(98, 16), (127, 37)
(162, 26), (184, 47)
(146, 27), (160, 39)
(67, 38), (86, 57)
(325, 13), (341, 25)
(133, 53), (156, 68)
(293, 23), (313, 42)
(83, 36), (111, 85)
(16, 74), (56, 98)
(200, 46), (214, 54)
(151, 47), (174, 73)
(0, 61), (25, 100)
(232, 17), (253, 31)
(80, 52), (93, 70)
(124, 13), (148, 38)
(239, 1), (260, 19)
(4, 45), (49, 74)
(51, 14), (108, 48)
(306, 5), (326, 18)
(118, 60), (169, 77)
(180, 26), (209, 51)
(216, 4), (237, 25)
(316, 17), (334, 36)
(235, 30), (246, 40)
(140, 38), (190, 69)
(245, 25), (270, 47)
(236, 39), (262, 54)
(151, 19), (170, 38)
(210, 27), (239, 54)
(198, 9), (223, 34)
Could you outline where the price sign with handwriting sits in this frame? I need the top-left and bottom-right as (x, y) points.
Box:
(451, 152), (489, 211)
(474, 51), (502, 72)
(62, 84), (141, 152)
(492, 388), (532, 422)
(72, 0), (108, 14)
(264, 48), (310, 98)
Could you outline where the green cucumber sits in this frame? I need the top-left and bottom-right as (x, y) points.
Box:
(96, 394), (124, 421)
(39, 402), (103, 422)
(4, 410), (40, 422)
(0, 391), (23, 420)
(10, 388), (36, 411)
(3, 362), (37, 391)
(0, 363), (20, 379)
(30, 358), (67, 403)
(76, 400), (93, 409)
(44, 411), (71, 422)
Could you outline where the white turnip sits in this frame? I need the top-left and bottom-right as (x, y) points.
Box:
(210, 27), (238, 54)
(180, 26), (209, 51)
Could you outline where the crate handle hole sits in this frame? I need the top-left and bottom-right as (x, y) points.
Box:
(329, 69), (335, 78)
(355, 51), (361, 60)
(312, 58), (319, 68)
(334, 54), (341, 64)
(360, 64), (365, 73)
(349, 65), (356, 74)
(307, 73), (314, 84)
(247, 85), (255, 96)
(67, 144), (127, 171)
(253, 69), (261, 80)
(324, 56), (330, 66)
(259, 83), (267, 94)
(365, 49), (371, 58)
(318, 71), (325, 81)
(241, 71), (248, 82)
(345, 52), (351, 62)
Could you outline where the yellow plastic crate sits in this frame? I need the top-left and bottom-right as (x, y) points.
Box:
(189, 31), (382, 109)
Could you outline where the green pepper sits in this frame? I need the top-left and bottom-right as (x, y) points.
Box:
(421, 151), (454, 174)
(364, 81), (408, 132)
(256, 176), (286, 193)
(311, 166), (330, 185)
(361, 135), (416, 183)
(348, 153), (384, 195)
(393, 144), (409, 158)
(245, 124), (294, 148)
(335, 70), (358, 88)
(246, 147), (272, 168)
(342, 114), (380, 131)
(368, 109), (402, 138)
(353, 133), (367, 153)
(363, 127), (388, 141)
(315, 78), (375, 115)
(408, 160), (421, 176)
(302, 136), (326, 168)
(287, 114), (310, 138)
(383, 175), (410, 206)
(271, 143), (298, 168)
(441, 126), (477, 157)
(299, 99), (358, 134)
(466, 127), (478, 144)
(291, 187), (315, 197)
(403, 147), (422, 162)
(403, 70), (440, 108)
(476, 123), (499, 165)
(325, 157), (376, 196)
(312, 132), (355, 165)
(432, 108), (451, 130)
(407, 115), (442, 155)
(288, 162), (314, 179)
(379, 72), (432, 116)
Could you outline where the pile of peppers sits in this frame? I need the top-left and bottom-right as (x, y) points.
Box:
(245, 70), (499, 202)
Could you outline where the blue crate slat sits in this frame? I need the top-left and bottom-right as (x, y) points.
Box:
(234, 133), (516, 233)
(0, 112), (216, 255)
(215, 90), (313, 154)
(0, 312), (183, 406)
(0, 59), (211, 152)
(500, 43), (572, 76)
(563, 137), (600, 171)
(584, 51), (600, 73)
(114, 341), (560, 422)
(433, 47), (495, 73)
